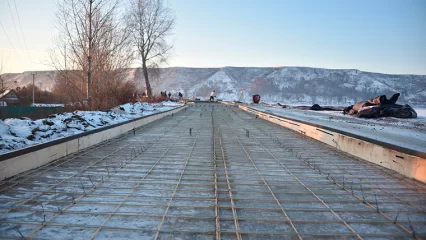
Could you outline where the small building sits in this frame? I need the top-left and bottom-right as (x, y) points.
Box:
(0, 89), (20, 106)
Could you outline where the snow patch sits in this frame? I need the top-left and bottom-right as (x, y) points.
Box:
(0, 101), (183, 154)
(251, 105), (426, 154)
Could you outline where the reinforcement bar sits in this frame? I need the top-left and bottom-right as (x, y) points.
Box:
(239, 105), (426, 183)
(0, 103), (425, 239)
(0, 106), (187, 180)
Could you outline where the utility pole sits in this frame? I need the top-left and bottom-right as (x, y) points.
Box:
(64, 45), (67, 70)
(31, 72), (37, 105)
(39, 82), (42, 99)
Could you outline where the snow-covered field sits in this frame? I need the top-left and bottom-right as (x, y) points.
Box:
(0, 101), (183, 155)
(251, 105), (426, 154)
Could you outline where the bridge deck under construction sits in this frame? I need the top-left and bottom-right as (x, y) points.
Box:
(1, 103), (425, 239)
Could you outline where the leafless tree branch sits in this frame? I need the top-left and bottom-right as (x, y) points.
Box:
(127, 0), (175, 98)
(48, 0), (136, 109)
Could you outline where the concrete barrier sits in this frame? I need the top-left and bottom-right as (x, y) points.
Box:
(0, 106), (187, 180)
(239, 105), (426, 184)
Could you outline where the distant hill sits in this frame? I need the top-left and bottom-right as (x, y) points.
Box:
(0, 71), (57, 92)
(2, 67), (426, 107)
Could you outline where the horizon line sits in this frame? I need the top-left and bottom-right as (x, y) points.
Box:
(1, 65), (425, 76)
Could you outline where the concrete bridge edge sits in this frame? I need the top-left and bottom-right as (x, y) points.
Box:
(0, 106), (188, 180)
(238, 105), (426, 184)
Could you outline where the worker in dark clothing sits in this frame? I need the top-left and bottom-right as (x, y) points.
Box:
(210, 90), (215, 102)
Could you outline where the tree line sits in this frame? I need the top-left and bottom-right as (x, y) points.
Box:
(48, 0), (174, 110)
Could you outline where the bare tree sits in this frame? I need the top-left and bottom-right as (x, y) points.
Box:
(127, 0), (175, 98)
(50, 0), (134, 108)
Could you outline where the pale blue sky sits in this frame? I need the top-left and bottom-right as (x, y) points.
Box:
(1, 0), (425, 74)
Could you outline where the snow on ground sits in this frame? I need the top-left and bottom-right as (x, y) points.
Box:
(32, 103), (65, 107)
(251, 105), (426, 154)
(0, 101), (183, 154)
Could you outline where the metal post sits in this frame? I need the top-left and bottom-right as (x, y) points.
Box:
(31, 72), (37, 105)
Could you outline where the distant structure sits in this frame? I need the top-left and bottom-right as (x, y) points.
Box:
(0, 89), (20, 106)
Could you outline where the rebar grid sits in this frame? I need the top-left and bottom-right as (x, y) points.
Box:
(152, 119), (203, 239)
(213, 108), (242, 240)
(88, 135), (184, 239)
(0, 104), (425, 239)
(212, 109), (221, 240)
(26, 114), (191, 238)
(226, 116), (363, 239)
(229, 108), (426, 238)
(236, 109), (426, 200)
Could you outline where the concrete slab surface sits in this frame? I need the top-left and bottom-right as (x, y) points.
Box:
(0, 103), (425, 239)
